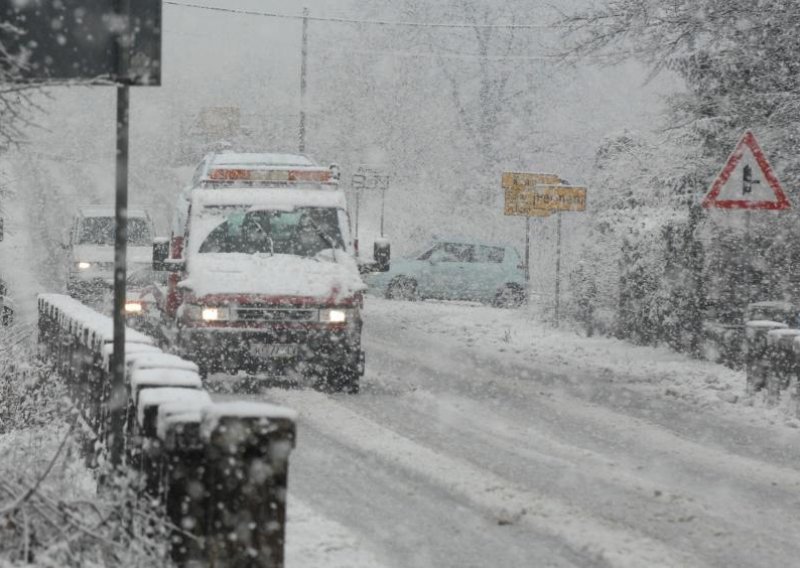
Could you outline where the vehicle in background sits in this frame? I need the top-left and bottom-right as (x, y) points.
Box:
(365, 239), (526, 308)
(152, 152), (389, 392)
(123, 264), (167, 338)
(67, 207), (155, 304)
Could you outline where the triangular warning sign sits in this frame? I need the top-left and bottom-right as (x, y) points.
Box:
(702, 131), (790, 210)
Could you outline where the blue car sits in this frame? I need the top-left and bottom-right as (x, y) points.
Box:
(365, 239), (527, 307)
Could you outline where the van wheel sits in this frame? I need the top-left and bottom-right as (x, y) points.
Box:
(386, 276), (418, 301)
(494, 284), (525, 308)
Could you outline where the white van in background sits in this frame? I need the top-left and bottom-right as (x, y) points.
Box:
(67, 207), (155, 303)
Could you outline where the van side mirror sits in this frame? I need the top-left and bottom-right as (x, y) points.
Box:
(374, 238), (391, 272)
(152, 238), (170, 271)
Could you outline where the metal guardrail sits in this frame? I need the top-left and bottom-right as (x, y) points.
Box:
(37, 293), (297, 567)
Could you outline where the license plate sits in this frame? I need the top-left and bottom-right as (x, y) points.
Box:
(250, 343), (298, 359)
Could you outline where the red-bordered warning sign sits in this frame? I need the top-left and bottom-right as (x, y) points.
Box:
(702, 131), (790, 210)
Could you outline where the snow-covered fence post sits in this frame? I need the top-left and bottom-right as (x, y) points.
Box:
(764, 329), (800, 407)
(201, 403), (297, 568)
(36, 298), (57, 369)
(136, 387), (210, 497)
(159, 410), (209, 564)
(745, 321), (788, 396)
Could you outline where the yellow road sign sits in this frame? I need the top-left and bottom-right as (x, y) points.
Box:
(502, 172), (559, 217)
(502, 172), (586, 216)
(535, 185), (587, 212)
(501, 172), (561, 191)
(504, 188), (552, 217)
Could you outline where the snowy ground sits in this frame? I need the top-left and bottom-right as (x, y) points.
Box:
(214, 298), (800, 568)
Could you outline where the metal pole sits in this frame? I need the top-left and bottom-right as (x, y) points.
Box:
(299, 7), (309, 153)
(380, 184), (387, 238)
(354, 186), (360, 257)
(109, 84), (129, 467)
(555, 212), (562, 327)
(745, 209), (751, 304)
(524, 216), (530, 284)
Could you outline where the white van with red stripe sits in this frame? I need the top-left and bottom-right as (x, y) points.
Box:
(153, 153), (388, 392)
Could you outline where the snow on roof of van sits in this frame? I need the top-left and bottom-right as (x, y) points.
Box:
(191, 188), (346, 210)
(209, 153), (315, 168)
(78, 206), (150, 219)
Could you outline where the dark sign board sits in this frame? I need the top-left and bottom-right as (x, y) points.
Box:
(0, 0), (161, 85)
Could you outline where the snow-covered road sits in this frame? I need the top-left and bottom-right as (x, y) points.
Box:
(214, 298), (800, 568)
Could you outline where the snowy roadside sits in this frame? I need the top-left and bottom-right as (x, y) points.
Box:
(364, 297), (800, 430)
(286, 498), (389, 568)
(0, 420), (95, 506)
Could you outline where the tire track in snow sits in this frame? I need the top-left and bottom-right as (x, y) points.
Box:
(265, 389), (707, 568)
(338, 384), (800, 568)
(360, 311), (800, 566)
(367, 332), (800, 493)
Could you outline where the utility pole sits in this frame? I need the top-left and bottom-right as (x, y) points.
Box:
(524, 216), (530, 285)
(299, 7), (309, 153)
(554, 212), (562, 327)
(109, 0), (131, 467)
(109, 83), (129, 467)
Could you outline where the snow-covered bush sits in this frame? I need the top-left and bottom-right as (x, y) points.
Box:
(0, 334), (169, 566)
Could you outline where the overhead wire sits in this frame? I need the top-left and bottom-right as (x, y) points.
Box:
(163, 1), (563, 30)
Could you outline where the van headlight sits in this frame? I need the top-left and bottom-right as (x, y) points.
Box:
(125, 301), (143, 314)
(186, 305), (231, 321)
(202, 307), (231, 321)
(77, 261), (92, 270)
(319, 308), (351, 323)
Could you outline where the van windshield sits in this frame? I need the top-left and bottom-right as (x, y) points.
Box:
(198, 206), (344, 257)
(78, 217), (152, 246)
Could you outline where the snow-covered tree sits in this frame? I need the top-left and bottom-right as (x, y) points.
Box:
(562, 0), (800, 347)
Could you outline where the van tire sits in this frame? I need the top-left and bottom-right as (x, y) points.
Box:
(494, 284), (525, 308)
(386, 276), (418, 301)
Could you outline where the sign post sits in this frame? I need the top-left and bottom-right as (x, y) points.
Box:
(502, 173), (558, 282)
(502, 172), (587, 323)
(702, 131), (791, 305)
(537, 186), (586, 326)
(351, 172), (365, 256)
(555, 212), (562, 326)
(351, 165), (390, 256)
(1, 0), (162, 467)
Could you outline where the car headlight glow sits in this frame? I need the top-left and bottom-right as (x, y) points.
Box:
(202, 307), (231, 321)
(320, 308), (348, 323)
(77, 261), (92, 270)
(125, 302), (143, 314)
